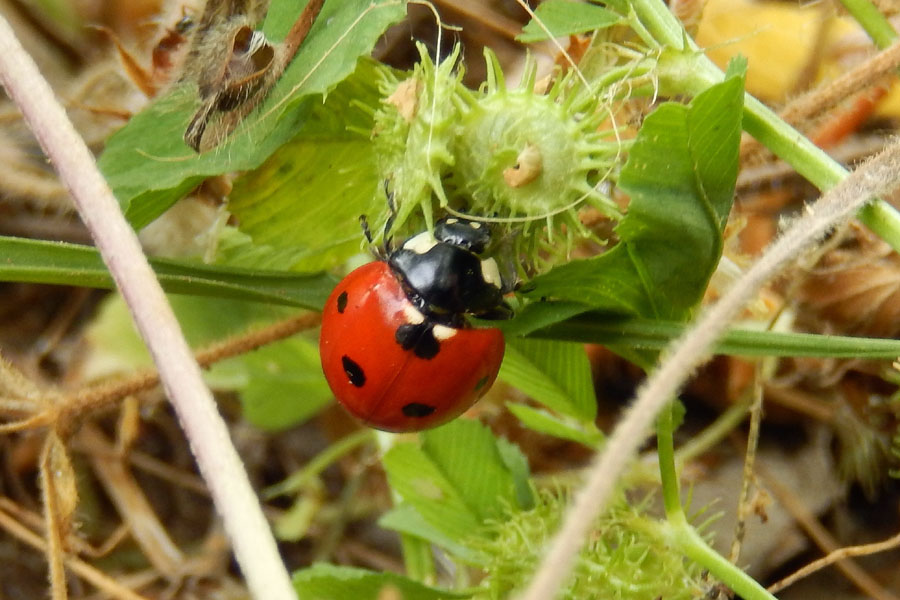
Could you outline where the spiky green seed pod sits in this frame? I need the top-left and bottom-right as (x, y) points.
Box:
(450, 50), (622, 247)
(372, 43), (624, 266)
(471, 488), (709, 600)
(373, 44), (463, 236)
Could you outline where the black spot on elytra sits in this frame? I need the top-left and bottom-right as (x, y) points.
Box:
(474, 375), (489, 392)
(395, 322), (440, 359)
(336, 291), (348, 313)
(341, 356), (365, 387)
(402, 402), (436, 418)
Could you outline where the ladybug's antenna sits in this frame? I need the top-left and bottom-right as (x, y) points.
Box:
(359, 181), (398, 259)
(383, 180), (397, 244)
(358, 215), (374, 244)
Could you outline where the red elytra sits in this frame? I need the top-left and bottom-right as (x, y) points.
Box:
(320, 261), (505, 432)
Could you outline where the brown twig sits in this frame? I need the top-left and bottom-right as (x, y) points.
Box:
(280, 0), (326, 65)
(0, 505), (152, 600)
(759, 466), (899, 600)
(40, 434), (72, 600)
(728, 364), (764, 564)
(55, 312), (320, 436)
(79, 424), (185, 575)
(768, 529), (900, 594)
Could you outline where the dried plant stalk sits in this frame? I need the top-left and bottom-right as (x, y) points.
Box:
(0, 14), (295, 600)
(520, 139), (900, 600)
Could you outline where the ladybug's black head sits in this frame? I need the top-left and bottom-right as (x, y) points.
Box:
(389, 217), (511, 322)
(434, 217), (492, 254)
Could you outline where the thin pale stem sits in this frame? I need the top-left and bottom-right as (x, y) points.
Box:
(0, 16), (295, 600)
(518, 137), (900, 600)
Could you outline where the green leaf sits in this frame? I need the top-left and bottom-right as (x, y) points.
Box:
(421, 420), (527, 520)
(517, 0), (621, 42)
(381, 420), (528, 542)
(238, 336), (332, 430)
(291, 563), (468, 599)
(498, 338), (596, 421)
(495, 436), (535, 510)
(99, 0), (406, 229)
(0, 236), (336, 310)
(227, 59), (385, 272)
(11, 237), (899, 360)
(378, 504), (482, 562)
(524, 74), (745, 322)
(496, 300), (595, 337)
(381, 442), (481, 541)
(507, 403), (604, 448)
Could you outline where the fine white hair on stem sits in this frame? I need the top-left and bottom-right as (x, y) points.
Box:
(0, 15), (296, 600)
(518, 140), (900, 600)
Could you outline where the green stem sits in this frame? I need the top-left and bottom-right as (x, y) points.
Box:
(658, 402), (776, 600)
(839, 0), (898, 47)
(263, 429), (375, 498)
(741, 94), (844, 188)
(630, 0), (686, 49)
(672, 519), (777, 600)
(859, 200), (900, 251)
(675, 400), (750, 467)
(655, 402), (682, 519)
(634, 0), (900, 255)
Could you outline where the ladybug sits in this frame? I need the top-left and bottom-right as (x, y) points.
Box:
(319, 217), (511, 432)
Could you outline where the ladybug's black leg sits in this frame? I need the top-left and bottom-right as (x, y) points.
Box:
(394, 321), (440, 359)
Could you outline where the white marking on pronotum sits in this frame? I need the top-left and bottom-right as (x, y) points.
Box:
(480, 257), (502, 289)
(402, 304), (426, 325)
(469, 221), (481, 229)
(403, 231), (438, 255)
(432, 324), (458, 340)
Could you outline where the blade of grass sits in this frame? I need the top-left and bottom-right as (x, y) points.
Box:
(0, 235), (336, 309)
(532, 315), (900, 359)
(6, 235), (899, 360)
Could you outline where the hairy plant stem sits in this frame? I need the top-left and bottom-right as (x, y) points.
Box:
(0, 16), (295, 600)
(519, 2), (900, 597)
(520, 136), (900, 600)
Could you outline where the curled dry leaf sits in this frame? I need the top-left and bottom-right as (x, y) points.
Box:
(183, 5), (276, 151)
(786, 222), (900, 493)
(180, 0), (325, 151)
(795, 223), (900, 340)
